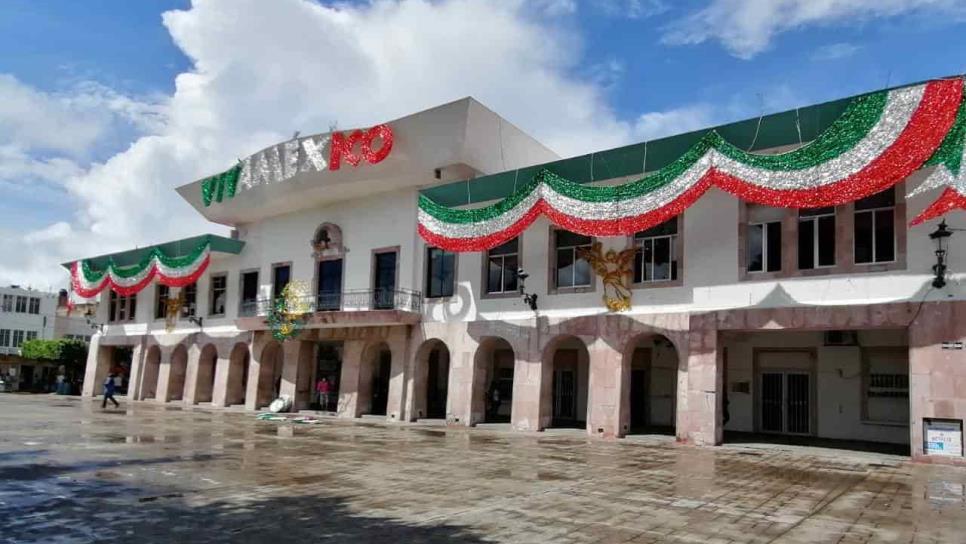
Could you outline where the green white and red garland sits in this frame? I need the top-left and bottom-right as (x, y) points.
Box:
(419, 77), (966, 251)
(71, 240), (211, 297)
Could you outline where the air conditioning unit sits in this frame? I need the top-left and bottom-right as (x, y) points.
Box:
(824, 330), (858, 346)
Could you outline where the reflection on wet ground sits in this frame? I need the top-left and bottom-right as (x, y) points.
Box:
(2, 395), (966, 543)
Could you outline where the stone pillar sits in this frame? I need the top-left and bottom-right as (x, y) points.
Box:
(385, 331), (410, 423)
(245, 334), (271, 411)
(127, 340), (145, 400)
(279, 340), (315, 411)
(82, 338), (111, 397)
(446, 343), (473, 427)
(512, 346), (544, 432)
(183, 343), (202, 405)
(909, 301), (966, 463)
(211, 353), (231, 408)
(338, 340), (366, 418)
(279, 341), (300, 401)
(586, 339), (624, 438)
(155, 346), (173, 405)
(676, 313), (722, 446)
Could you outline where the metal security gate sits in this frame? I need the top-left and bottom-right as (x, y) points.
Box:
(553, 370), (576, 423)
(760, 371), (811, 435)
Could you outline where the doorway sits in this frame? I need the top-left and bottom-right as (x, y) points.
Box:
(546, 339), (589, 429)
(372, 250), (397, 310)
(370, 349), (391, 415)
(426, 346), (449, 419)
(317, 259), (343, 311)
(760, 371), (811, 435)
(315, 342), (342, 412)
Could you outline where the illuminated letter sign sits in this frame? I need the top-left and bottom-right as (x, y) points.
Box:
(329, 124), (394, 171)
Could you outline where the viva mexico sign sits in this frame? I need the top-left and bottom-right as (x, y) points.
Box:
(201, 124), (394, 206)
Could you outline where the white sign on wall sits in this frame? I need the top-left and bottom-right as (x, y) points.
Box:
(925, 419), (963, 457)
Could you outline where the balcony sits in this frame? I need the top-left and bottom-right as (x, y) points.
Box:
(236, 288), (423, 330)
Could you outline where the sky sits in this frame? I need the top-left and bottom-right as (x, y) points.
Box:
(1, 0), (966, 290)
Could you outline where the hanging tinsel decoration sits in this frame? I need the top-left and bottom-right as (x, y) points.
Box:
(71, 239), (212, 297)
(418, 77), (965, 251)
(266, 281), (311, 341)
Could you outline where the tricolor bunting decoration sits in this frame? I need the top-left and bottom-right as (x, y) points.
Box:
(419, 77), (966, 252)
(70, 240), (211, 297)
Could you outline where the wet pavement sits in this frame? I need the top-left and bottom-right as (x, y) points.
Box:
(2, 395), (966, 543)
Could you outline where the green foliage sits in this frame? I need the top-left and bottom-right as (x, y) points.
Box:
(21, 339), (88, 369)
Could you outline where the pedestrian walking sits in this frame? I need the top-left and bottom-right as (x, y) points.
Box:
(316, 377), (332, 411)
(102, 373), (120, 409)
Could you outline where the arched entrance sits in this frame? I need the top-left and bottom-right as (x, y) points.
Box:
(414, 340), (450, 420)
(141, 345), (161, 400)
(167, 344), (188, 402)
(256, 341), (283, 409)
(624, 334), (679, 435)
(473, 337), (515, 424)
(195, 344), (218, 404)
(360, 342), (391, 416)
(226, 343), (249, 406)
(543, 336), (590, 429)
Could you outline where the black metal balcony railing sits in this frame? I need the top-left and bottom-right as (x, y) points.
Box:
(238, 288), (423, 317)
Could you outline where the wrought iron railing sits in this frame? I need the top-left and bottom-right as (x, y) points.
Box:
(239, 288), (422, 317)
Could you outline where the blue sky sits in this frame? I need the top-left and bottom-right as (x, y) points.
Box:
(1, 0), (965, 287)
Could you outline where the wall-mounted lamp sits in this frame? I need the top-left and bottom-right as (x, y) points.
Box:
(930, 220), (952, 289)
(517, 267), (538, 311)
(188, 316), (204, 329)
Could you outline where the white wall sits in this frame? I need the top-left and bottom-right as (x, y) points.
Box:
(0, 287), (58, 351)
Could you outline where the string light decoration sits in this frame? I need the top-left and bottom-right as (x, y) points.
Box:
(70, 240), (211, 297)
(419, 77), (966, 251)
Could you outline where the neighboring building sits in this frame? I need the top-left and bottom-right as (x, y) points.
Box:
(69, 79), (966, 464)
(0, 286), (97, 391)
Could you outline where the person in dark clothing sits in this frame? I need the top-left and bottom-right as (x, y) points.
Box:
(102, 373), (120, 409)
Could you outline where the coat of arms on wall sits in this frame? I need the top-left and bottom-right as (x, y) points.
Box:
(577, 242), (635, 312)
(267, 280), (312, 341)
(310, 223), (343, 259)
(164, 291), (185, 332)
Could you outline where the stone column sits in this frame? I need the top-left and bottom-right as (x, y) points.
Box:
(586, 339), (624, 438)
(245, 333), (271, 411)
(279, 340), (315, 411)
(82, 338), (111, 397)
(155, 346), (173, 405)
(211, 352), (231, 408)
(127, 340), (145, 400)
(512, 344), (544, 432)
(183, 343), (202, 405)
(676, 313), (722, 446)
(385, 330), (411, 423)
(338, 340), (366, 418)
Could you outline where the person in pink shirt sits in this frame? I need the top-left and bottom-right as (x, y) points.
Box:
(316, 377), (332, 411)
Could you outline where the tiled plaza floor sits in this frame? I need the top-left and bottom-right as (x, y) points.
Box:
(2, 395), (965, 543)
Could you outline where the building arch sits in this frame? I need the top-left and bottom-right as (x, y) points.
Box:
(360, 341), (392, 416)
(541, 334), (591, 430)
(194, 344), (218, 404)
(622, 332), (681, 435)
(256, 340), (283, 409)
(472, 337), (516, 424)
(167, 344), (189, 402)
(412, 339), (450, 420)
(225, 342), (249, 406)
(141, 345), (162, 400)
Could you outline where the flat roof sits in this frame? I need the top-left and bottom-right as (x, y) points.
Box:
(62, 234), (244, 269)
(421, 75), (956, 207)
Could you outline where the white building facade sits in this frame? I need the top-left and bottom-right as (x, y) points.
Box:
(72, 80), (966, 463)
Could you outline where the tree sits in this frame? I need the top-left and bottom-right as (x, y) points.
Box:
(20, 339), (88, 381)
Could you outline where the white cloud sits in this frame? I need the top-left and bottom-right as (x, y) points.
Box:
(811, 42), (861, 61)
(662, 0), (965, 59)
(533, 0), (578, 17)
(593, 0), (668, 19)
(2, 0), (649, 288)
(633, 104), (715, 141)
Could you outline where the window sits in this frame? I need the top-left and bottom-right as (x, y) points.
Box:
(15, 296), (27, 313)
(25, 331), (37, 342)
(12, 330), (25, 348)
(240, 270), (259, 316)
(864, 349), (909, 424)
(210, 274), (227, 316)
(554, 230), (592, 289)
(28, 297), (40, 315)
(854, 188), (896, 264)
(272, 264), (291, 300)
(633, 218), (678, 283)
(108, 290), (137, 323)
(798, 207), (836, 269)
(180, 283), (197, 318)
(154, 285), (169, 320)
(0, 329), (9, 347)
(486, 238), (519, 294)
(1, 295), (11, 312)
(425, 247), (456, 298)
